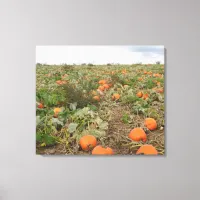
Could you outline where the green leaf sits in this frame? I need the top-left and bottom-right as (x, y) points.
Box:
(52, 118), (64, 126)
(91, 129), (106, 137)
(68, 123), (78, 133)
(69, 102), (77, 111)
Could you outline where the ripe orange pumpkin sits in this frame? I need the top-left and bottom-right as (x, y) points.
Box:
(145, 118), (157, 130)
(99, 80), (107, 85)
(38, 103), (44, 109)
(61, 74), (68, 79)
(54, 107), (61, 114)
(121, 69), (127, 74)
(143, 93), (149, 100)
(56, 80), (67, 85)
(157, 82), (161, 86)
(112, 93), (120, 100)
(136, 145), (158, 155)
(56, 80), (62, 85)
(156, 88), (164, 93)
(128, 128), (147, 142)
(138, 77), (143, 81)
(98, 86), (105, 91)
(92, 145), (114, 155)
(79, 135), (97, 151)
(136, 91), (143, 98)
(103, 84), (110, 89)
(93, 95), (100, 101)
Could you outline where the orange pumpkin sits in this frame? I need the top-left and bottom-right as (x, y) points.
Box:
(38, 103), (44, 109)
(54, 107), (61, 114)
(145, 118), (157, 130)
(56, 80), (62, 85)
(92, 145), (114, 155)
(112, 93), (120, 100)
(122, 69), (127, 74)
(136, 145), (158, 155)
(79, 135), (97, 151)
(136, 91), (143, 98)
(128, 128), (147, 142)
(99, 80), (107, 85)
(157, 82), (161, 86)
(138, 77), (143, 81)
(98, 86), (105, 91)
(103, 84), (110, 89)
(106, 147), (114, 155)
(156, 88), (164, 93)
(143, 93), (149, 100)
(93, 95), (100, 101)
(61, 74), (68, 79)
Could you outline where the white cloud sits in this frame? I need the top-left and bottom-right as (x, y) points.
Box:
(36, 45), (164, 65)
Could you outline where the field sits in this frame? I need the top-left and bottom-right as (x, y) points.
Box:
(36, 63), (165, 155)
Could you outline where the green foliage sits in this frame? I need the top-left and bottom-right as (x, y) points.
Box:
(62, 83), (99, 109)
(36, 132), (56, 146)
(132, 99), (150, 115)
(145, 79), (156, 89)
(121, 113), (130, 124)
(36, 89), (65, 107)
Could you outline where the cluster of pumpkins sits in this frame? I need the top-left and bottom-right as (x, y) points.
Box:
(92, 79), (121, 102)
(79, 117), (158, 155)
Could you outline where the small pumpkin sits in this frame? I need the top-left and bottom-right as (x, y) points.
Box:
(56, 80), (62, 85)
(103, 84), (110, 89)
(61, 74), (68, 79)
(136, 91), (143, 98)
(92, 145), (114, 155)
(143, 93), (149, 100)
(121, 69), (127, 74)
(145, 118), (157, 130)
(79, 135), (97, 151)
(157, 82), (161, 86)
(38, 103), (44, 109)
(93, 95), (100, 101)
(156, 88), (164, 93)
(112, 93), (120, 101)
(98, 80), (107, 85)
(98, 86), (105, 91)
(128, 128), (147, 142)
(138, 77), (143, 81)
(54, 107), (61, 114)
(136, 145), (158, 155)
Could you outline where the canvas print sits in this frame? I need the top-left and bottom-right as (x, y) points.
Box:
(36, 45), (165, 155)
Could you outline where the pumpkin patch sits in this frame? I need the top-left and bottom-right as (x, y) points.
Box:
(36, 48), (164, 155)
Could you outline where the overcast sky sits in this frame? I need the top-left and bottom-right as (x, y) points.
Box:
(36, 45), (164, 65)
